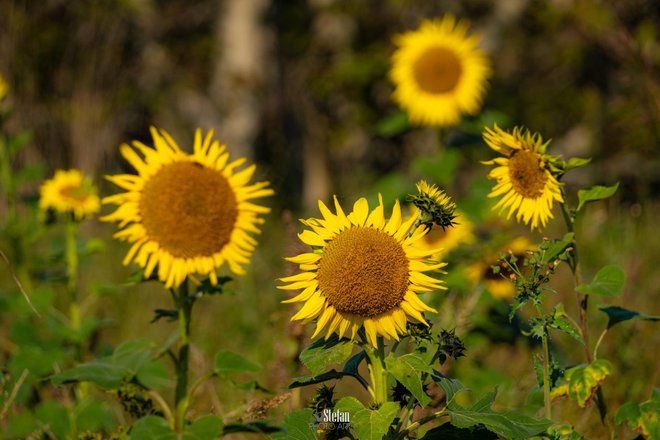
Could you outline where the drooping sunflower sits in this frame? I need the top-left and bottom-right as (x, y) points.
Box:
(279, 196), (447, 347)
(39, 169), (100, 220)
(102, 127), (273, 288)
(390, 14), (491, 127)
(482, 125), (564, 231)
(466, 237), (534, 300)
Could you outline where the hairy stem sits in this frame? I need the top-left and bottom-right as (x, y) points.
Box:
(364, 337), (389, 406)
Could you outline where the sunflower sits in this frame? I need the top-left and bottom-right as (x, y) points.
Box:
(39, 169), (100, 220)
(482, 125), (564, 231)
(390, 14), (491, 127)
(414, 210), (475, 259)
(279, 196), (447, 347)
(466, 237), (534, 300)
(102, 127), (273, 288)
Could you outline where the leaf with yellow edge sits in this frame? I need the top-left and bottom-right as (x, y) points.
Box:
(564, 359), (612, 408)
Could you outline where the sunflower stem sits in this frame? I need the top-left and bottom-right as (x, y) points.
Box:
(536, 305), (552, 421)
(560, 196), (609, 424)
(364, 337), (389, 406)
(174, 281), (192, 431)
(65, 217), (83, 360)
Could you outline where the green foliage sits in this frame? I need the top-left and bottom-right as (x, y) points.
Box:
(130, 415), (223, 439)
(576, 183), (619, 211)
(271, 409), (316, 440)
(559, 359), (613, 408)
(299, 335), (354, 376)
(615, 389), (660, 439)
(52, 339), (169, 390)
(598, 305), (660, 329)
(334, 397), (399, 440)
(576, 265), (625, 296)
(213, 351), (261, 377)
(385, 353), (432, 406)
(445, 390), (552, 439)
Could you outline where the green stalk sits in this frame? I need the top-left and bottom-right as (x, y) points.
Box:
(559, 197), (608, 423)
(364, 337), (388, 406)
(174, 281), (192, 431)
(541, 329), (552, 420)
(65, 219), (80, 333)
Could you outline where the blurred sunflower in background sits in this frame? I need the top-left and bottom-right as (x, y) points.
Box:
(0, 74), (8, 102)
(390, 14), (491, 127)
(103, 127), (273, 288)
(482, 125), (564, 231)
(466, 237), (535, 300)
(280, 196), (447, 347)
(39, 169), (100, 220)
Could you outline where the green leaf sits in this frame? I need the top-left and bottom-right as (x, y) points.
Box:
(271, 408), (316, 440)
(213, 351), (261, 376)
(35, 401), (70, 440)
(598, 305), (660, 329)
(577, 183), (619, 211)
(575, 265), (625, 296)
(300, 335), (354, 376)
(335, 397), (398, 440)
(549, 306), (583, 343)
(446, 407), (551, 439)
(51, 360), (130, 389)
(432, 372), (468, 402)
(136, 360), (171, 390)
(130, 416), (176, 440)
(186, 415), (223, 440)
(112, 339), (157, 372)
(541, 233), (574, 264)
(343, 350), (366, 375)
(565, 157), (592, 171)
(385, 353), (432, 406)
(615, 389), (660, 438)
(288, 369), (354, 389)
(564, 359), (612, 407)
(375, 111), (409, 137)
(421, 423), (498, 439)
(614, 401), (641, 426)
(75, 400), (115, 433)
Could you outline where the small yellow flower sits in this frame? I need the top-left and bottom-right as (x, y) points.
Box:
(280, 196), (447, 347)
(482, 125), (564, 231)
(39, 169), (100, 220)
(466, 237), (535, 300)
(390, 14), (491, 127)
(103, 127), (273, 288)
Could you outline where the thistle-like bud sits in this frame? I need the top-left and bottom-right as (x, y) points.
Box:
(409, 180), (457, 231)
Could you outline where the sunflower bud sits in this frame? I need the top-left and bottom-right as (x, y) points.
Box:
(409, 180), (457, 230)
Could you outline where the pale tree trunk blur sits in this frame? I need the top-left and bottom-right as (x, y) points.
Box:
(210, 0), (271, 160)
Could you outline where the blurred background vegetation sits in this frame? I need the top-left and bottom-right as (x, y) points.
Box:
(0, 0), (658, 438)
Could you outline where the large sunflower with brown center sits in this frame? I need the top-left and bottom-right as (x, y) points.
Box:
(279, 196), (447, 347)
(482, 125), (564, 231)
(103, 127), (273, 288)
(390, 14), (491, 127)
